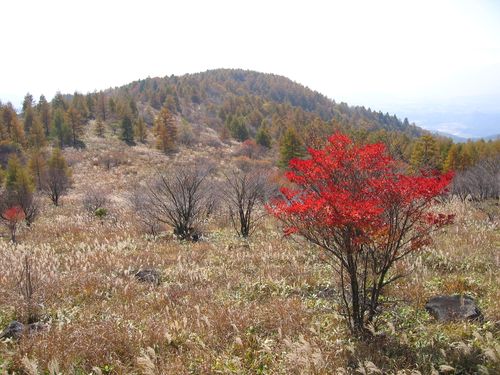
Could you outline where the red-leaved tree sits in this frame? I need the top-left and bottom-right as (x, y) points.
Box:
(2, 206), (26, 243)
(269, 133), (453, 335)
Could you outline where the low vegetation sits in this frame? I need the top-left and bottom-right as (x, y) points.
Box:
(0, 70), (498, 374)
(0, 125), (496, 374)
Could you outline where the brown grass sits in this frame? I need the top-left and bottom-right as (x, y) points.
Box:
(0, 130), (498, 374)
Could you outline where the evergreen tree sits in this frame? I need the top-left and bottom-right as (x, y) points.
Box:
(279, 127), (305, 168)
(228, 117), (249, 141)
(255, 125), (271, 148)
(22, 93), (34, 114)
(51, 109), (70, 147)
(120, 115), (134, 144)
(154, 106), (177, 153)
(52, 92), (67, 111)
(37, 94), (51, 135)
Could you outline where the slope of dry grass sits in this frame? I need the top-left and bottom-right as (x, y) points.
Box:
(0, 130), (498, 374)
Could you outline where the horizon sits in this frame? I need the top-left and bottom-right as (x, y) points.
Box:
(1, 0), (500, 137)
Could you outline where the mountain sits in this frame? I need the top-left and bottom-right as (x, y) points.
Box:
(108, 69), (426, 140)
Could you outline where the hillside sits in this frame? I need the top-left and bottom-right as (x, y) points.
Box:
(111, 69), (425, 139)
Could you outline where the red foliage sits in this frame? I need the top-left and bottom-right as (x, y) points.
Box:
(269, 133), (453, 248)
(3, 206), (25, 222)
(268, 133), (454, 334)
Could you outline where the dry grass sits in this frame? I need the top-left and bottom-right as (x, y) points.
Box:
(0, 131), (498, 374)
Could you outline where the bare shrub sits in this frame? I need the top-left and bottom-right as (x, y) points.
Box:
(452, 156), (499, 201)
(82, 188), (109, 215)
(100, 151), (127, 170)
(145, 166), (212, 240)
(222, 168), (274, 237)
(129, 187), (163, 236)
(17, 254), (41, 323)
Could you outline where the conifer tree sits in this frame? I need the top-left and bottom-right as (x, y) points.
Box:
(410, 135), (441, 171)
(44, 148), (71, 206)
(134, 116), (147, 143)
(95, 119), (105, 137)
(22, 93), (34, 114)
(256, 125), (272, 148)
(28, 150), (47, 191)
(120, 115), (134, 144)
(66, 106), (84, 147)
(4, 155), (37, 225)
(279, 127), (305, 168)
(96, 92), (107, 121)
(28, 118), (47, 149)
(11, 116), (26, 147)
(23, 106), (35, 133)
(154, 106), (177, 153)
(37, 94), (51, 135)
(51, 109), (70, 147)
(443, 143), (461, 172)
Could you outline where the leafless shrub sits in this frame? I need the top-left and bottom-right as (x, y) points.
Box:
(452, 156), (499, 201)
(17, 254), (41, 324)
(82, 188), (109, 215)
(129, 187), (163, 236)
(222, 168), (274, 237)
(178, 121), (198, 146)
(100, 151), (128, 170)
(145, 166), (212, 240)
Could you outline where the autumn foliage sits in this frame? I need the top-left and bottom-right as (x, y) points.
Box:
(1, 206), (25, 242)
(270, 133), (453, 334)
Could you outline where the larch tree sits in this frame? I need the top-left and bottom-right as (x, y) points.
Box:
(28, 118), (47, 149)
(51, 108), (70, 147)
(95, 119), (105, 137)
(134, 116), (147, 143)
(154, 106), (177, 153)
(66, 106), (84, 147)
(410, 135), (441, 172)
(28, 150), (47, 191)
(3, 155), (38, 226)
(44, 148), (71, 206)
(36, 94), (51, 135)
(279, 127), (305, 168)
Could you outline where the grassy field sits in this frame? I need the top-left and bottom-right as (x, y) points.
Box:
(0, 132), (498, 374)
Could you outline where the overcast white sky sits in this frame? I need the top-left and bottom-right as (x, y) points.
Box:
(1, 0), (500, 114)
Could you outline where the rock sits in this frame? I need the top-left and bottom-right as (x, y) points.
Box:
(425, 295), (483, 322)
(0, 321), (25, 340)
(0, 321), (48, 340)
(134, 268), (161, 285)
(28, 321), (47, 335)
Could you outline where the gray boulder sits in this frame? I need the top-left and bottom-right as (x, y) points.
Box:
(0, 321), (25, 340)
(134, 268), (162, 285)
(425, 295), (483, 322)
(27, 321), (47, 334)
(0, 321), (48, 340)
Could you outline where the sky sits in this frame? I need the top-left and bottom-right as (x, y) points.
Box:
(1, 0), (500, 136)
